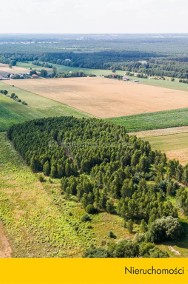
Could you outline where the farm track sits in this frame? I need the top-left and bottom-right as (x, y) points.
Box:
(0, 223), (12, 258)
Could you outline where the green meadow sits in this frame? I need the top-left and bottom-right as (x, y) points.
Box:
(108, 108), (188, 132)
(0, 81), (90, 131)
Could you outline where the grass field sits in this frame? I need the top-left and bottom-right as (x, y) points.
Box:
(0, 132), (130, 257)
(0, 81), (90, 131)
(108, 108), (188, 132)
(141, 132), (188, 165)
(127, 76), (188, 92)
(16, 62), (52, 72)
(0, 64), (29, 74)
(17, 62), (125, 76)
(4, 77), (188, 118)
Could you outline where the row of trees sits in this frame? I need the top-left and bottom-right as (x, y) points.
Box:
(84, 239), (169, 258)
(0, 89), (28, 105)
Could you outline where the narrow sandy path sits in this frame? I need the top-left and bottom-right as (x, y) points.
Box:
(0, 223), (12, 258)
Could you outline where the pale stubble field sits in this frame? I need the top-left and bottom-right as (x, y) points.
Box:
(5, 77), (188, 118)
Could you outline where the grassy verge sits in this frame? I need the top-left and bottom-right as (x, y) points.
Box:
(0, 81), (91, 131)
(108, 108), (188, 132)
(0, 133), (129, 257)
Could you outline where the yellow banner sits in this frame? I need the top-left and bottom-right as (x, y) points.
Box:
(0, 259), (188, 284)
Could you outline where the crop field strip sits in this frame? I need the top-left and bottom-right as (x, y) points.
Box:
(17, 62), (188, 93)
(143, 132), (188, 166)
(0, 81), (90, 131)
(129, 126), (188, 165)
(4, 77), (188, 118)
(108, 108), (188, 132)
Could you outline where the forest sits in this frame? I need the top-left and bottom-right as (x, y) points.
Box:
(1, 34), (188, 80)
(1, 50), (188, 79)
(7, 116), (188, 257)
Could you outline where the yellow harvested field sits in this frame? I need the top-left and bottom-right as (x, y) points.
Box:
(4, 77), (188, 118)
(135, 129), (188, 165)
(0, 64), (28, 74)
(132, 126), (188, 138)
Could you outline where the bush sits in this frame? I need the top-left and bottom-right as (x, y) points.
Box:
(147, 216), (183, 243)
(139, 242), (155, 256)
(149, 247), (169, 258)
(86, 204), (97, 214)
(127, 219), (133, 233)
(81, 214), (92, 222)
(83, 240), (169, 258)
(84, 247), (108, 258)
(139, 242), (168, 258)
(108, 240), (139, 258)
(87, 225), (93, 229)
(38, 175), (45, 182)
(108, 231), (117, 239)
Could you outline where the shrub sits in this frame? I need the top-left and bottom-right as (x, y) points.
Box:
(108, 240), (139, 258)
(38, 174), (45, 182)
(84, 247), (108, 258)
(108, 231), (117, 239)
(81, 214), (92, 222)
(139, 242), (168, 258)
(86, 204), (97, 214)
(147, 216), (183, 243)
(127, 219), (133, 233)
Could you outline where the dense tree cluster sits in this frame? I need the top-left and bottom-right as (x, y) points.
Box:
(84, 240), (169, 258)
(145, 216), (183, 243)
(32, 60), (53, 68)
(177, 188), (188, 215)
(117, 59), (188, 79)
(8, 117), (187, 229)
(56, 71), (87, 78)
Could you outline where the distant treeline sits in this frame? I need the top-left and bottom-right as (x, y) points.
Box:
(1, 50), (188, 79)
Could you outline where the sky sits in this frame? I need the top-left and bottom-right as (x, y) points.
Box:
(0, 0), (187, 34)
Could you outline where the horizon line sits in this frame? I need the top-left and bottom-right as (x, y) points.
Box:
(0, 32), (188, 35)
